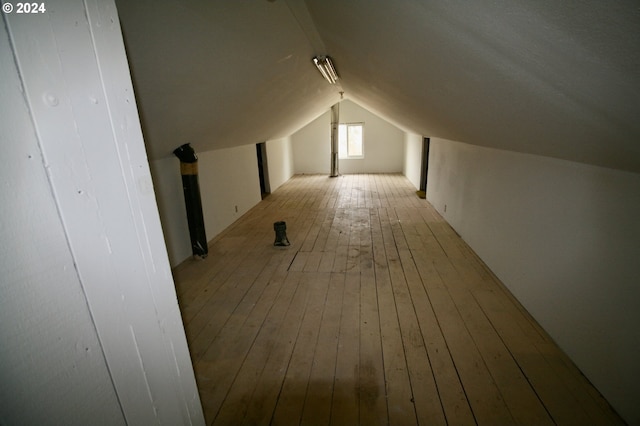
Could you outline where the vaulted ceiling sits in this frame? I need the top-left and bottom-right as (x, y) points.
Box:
(116, 0), (640, 172)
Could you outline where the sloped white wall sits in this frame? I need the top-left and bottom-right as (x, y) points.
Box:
(292, 100), (404, 174)
(426, 138), (640, 424)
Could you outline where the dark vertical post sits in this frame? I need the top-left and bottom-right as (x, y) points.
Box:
(418, 137), (430, 198)
(173, 143), (208, 258)
(256, 142), (270, 198)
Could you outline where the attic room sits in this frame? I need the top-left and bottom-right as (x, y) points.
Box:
(1, 0), (639, 425)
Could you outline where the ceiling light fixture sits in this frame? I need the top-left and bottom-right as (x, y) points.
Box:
(313, 56), (339, 84)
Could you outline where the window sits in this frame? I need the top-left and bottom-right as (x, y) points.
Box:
(338, 123), (364, 159)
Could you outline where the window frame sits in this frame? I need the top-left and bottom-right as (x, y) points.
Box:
(338, 122), (365, 160)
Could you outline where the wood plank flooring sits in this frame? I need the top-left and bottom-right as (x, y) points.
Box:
(172, 173), (623, 425)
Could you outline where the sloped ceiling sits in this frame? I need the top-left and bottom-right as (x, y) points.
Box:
(116, 0), (640, 172)
(115, 0), (342, 159)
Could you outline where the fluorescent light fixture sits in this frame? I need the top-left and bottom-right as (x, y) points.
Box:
(313, 56), (339, 84)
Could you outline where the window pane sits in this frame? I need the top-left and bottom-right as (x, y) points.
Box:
(338, 124), (347, 159)
(347, 125), (363, 156)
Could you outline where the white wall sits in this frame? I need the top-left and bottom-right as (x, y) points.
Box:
(266, 136), (295, 192)
(292, 100), (404, 174)
(403, 132), (423, 188)
(199, 146), (262, 241)
(426, 138), (640, 424)
(151, 144), (263, 266)
(292, 110), (331, 173)
(2, 1), (204, 424)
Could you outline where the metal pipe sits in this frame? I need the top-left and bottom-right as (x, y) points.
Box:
(173, 143), (208, 258)
(330, 102), (340, 177)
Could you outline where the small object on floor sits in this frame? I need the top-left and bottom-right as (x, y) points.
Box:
(416, 190), (426, 199)
(273, 221), (290, 246)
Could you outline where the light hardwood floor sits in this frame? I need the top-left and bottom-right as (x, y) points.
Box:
(173, 173), (623, 425)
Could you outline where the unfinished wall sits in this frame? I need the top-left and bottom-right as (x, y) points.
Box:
(292, 100), (404, 174)
(426, 138), (640, 423)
